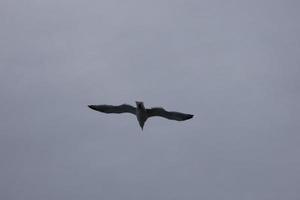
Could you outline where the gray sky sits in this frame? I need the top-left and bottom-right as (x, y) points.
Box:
(1, 0), (300, 199)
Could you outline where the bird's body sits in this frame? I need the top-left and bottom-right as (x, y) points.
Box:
(135, 102), (147, 129)
(88, 101), (193, 130)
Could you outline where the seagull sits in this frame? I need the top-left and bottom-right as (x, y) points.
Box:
(88, 101), (193, 130)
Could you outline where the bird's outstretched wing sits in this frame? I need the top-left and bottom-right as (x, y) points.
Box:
(88, 104), (136, 115)
(146, 107), (193, 121)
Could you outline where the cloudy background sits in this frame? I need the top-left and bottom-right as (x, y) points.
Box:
(1, 0), (300, 199)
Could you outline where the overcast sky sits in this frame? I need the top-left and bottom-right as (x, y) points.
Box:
(1, 0), (300, 199)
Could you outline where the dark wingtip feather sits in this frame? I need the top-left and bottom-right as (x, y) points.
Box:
(187, 114), (194, 120)
(88, 105), (95, 110)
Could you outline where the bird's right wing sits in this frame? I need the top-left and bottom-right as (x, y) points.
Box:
(88, 104), (136, 115)
(146, 107), (193, 121)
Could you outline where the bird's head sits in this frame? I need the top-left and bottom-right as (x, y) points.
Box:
(135, 101), (144, 109)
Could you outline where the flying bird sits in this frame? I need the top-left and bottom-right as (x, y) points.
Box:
(88, 101), (193, 130)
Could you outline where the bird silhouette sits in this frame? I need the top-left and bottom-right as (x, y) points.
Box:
(88, 101), (193, 130)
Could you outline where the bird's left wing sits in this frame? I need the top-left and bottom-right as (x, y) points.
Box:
(146, 107), (193, 121)
(88, 104), (136, 115)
